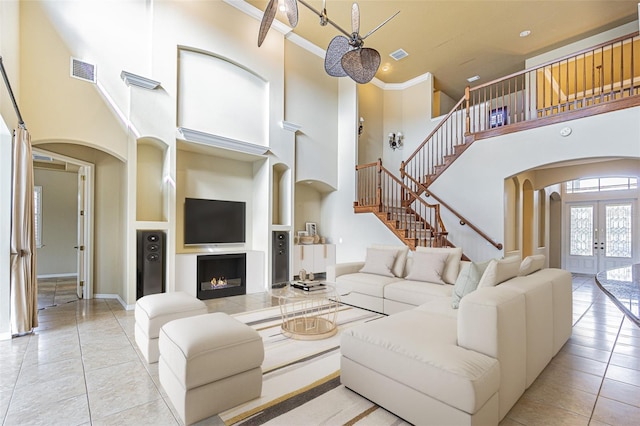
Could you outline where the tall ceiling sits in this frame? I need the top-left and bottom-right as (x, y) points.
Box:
(247, 0), (639, 99)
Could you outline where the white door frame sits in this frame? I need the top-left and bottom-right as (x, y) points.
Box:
(33, 148), (94, 299)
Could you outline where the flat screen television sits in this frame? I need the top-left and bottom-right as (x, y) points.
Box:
(184, 198), (246, 245)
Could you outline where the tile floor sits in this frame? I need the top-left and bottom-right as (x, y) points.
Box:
(0, 274), (639, 425)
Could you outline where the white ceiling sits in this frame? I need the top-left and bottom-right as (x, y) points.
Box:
(248, 0), (639, 99)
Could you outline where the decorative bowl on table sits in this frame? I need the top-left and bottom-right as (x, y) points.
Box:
(299, 236), (315, 245)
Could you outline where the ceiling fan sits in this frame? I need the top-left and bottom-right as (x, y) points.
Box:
(258, 0), (399, 84)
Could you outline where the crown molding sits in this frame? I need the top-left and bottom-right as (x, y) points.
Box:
(120, 71), (161, 90)
(378, 73), (433, 91)
(224, 0), (292, 37)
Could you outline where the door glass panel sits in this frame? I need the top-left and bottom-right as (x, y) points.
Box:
(570, 206), (593, 256)
(605, 204), (632, 258)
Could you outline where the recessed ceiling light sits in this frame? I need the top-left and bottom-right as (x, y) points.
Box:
(381, 64), (391, 72)
(520, 30), (531, 38)
(467, 75), (480, 82)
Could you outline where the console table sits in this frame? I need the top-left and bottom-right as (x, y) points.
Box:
(595, 263), (640, 327)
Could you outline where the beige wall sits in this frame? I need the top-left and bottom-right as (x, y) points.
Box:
(285, 41), (339, 189)
(176, 149), (255, 254)
(34, 168), (78, 276)
(357, 84), (384, 164)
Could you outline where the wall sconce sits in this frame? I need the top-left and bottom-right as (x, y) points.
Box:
(388, 132), (403, 150)
(358, 117), (364, 136)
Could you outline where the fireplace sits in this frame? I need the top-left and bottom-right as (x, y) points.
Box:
(197, 253), (246, 299)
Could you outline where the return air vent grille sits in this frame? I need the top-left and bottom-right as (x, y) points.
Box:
(389, 49), (409, 61)
(70, 58), (96, 83)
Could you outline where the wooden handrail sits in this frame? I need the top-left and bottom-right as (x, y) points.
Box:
(355, 159), (448, 248)
(402, 95), (467, 169)
(423, 190), (503, 250)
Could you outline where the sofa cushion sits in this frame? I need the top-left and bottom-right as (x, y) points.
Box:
(341, 310), (500, 414)
(359, 248), (397, 277)
(414, 247), (463, 284)
(519, 254), (545, 276)
(384, 280), (453, 307)
(477, 256), (521, 288)
(415, 297), (459, 319)
(451, 260), (491, 309)
(405, 251), (449, 284)
(335, 272), (401, 297)
(372, 244), (410, 277)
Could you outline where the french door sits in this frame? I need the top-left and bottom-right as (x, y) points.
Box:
(565, 200), (634, 274)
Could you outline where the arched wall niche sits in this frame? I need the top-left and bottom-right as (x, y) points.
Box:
(177, 46), (269, 147)
(136, 137), (168, 222)
(272, 162), (291, 226)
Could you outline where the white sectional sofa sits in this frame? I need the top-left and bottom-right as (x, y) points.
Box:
(328, 245), (572, 425)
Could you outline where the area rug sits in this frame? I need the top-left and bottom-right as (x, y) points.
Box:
(221, 305), (407, 425)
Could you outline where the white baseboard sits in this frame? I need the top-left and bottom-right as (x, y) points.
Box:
(37, 273), (78, 279)
(94, 293), (135, 310)
(0, 331), (12, 341)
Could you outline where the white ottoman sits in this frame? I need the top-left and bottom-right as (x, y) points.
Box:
(159, 312), (264, 425)
(134, 292), (208, 364)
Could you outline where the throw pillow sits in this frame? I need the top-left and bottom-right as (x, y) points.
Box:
(359, 248), (397, 277)
(519, 254), (546, 276)
(415, 246), (463, 284)
(405, 251), (450, 284)
(477, 256), (521, 288)
(451, 260), (491, 309)
(372, 244), (410, 277)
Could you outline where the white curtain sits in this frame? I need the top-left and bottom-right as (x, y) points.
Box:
(10, 127), (38, 334)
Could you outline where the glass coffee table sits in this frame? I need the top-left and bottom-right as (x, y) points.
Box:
(270, 282), (340, 340)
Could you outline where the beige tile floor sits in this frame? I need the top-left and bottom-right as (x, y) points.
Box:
(1, 275), (639, 425)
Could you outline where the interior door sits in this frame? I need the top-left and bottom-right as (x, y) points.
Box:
(565, 200), (634, 274)
(76, 167), (86, 298)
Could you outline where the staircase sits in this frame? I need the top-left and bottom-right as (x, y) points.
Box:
(356, 31), (640, 252)
(354, 160), (447, 250)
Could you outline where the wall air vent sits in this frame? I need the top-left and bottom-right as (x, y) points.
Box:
(389, 49), (409, 61)
(70, 58), (96, 83)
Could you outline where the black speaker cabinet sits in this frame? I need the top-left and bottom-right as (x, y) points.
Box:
(272, 231), (289, 287)
(136, 230), (165, 299)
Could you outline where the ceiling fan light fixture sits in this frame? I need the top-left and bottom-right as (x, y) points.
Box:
(258, 0), (398, 84)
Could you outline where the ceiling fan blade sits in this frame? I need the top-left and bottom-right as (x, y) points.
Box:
(341, 48), (381, 84)
(361, 10), (400, 40)
(285, 0), (299, 27)
(325, 36), (350, 77)
(351, 2), (360, 35)
(258, 0), (278, 47)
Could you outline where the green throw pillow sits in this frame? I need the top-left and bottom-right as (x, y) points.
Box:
(451, 260), (491, 309)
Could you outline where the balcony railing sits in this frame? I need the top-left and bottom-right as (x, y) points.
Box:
(399, 31), (640, 251)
